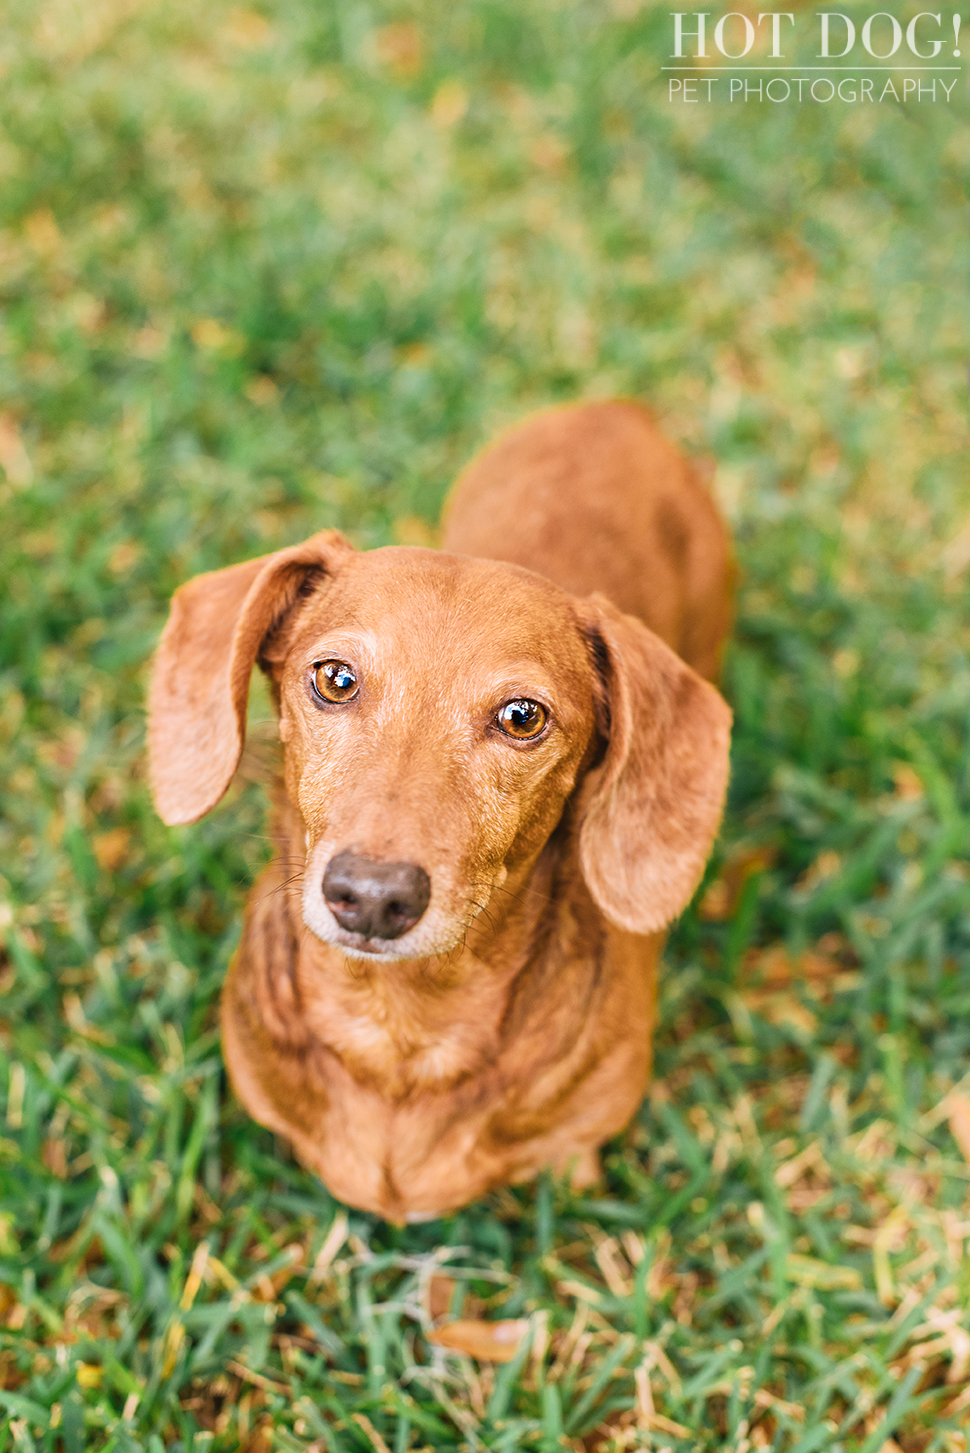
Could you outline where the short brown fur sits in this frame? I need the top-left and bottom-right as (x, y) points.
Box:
(148, 401), (733, 1221)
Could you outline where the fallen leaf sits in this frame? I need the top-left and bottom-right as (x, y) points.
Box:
(427, 1317), (527, 1362)
(947, 1091), (970, 1166)
(93, 829), (130, 871)
(699, 845), (776, 920)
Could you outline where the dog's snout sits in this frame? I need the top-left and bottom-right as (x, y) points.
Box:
(322, 851), (431, 941)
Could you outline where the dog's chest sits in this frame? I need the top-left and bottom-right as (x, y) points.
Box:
(298, 956), (509, 1095)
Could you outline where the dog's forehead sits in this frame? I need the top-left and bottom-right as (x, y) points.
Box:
(299, 546), (589, 668)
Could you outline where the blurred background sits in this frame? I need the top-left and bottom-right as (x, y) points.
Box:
(1, 1), (969, 1449)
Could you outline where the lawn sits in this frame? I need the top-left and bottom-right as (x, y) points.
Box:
(1, 0), (969, 1448)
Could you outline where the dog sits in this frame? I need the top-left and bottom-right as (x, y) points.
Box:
(148, 401), (732, 1222)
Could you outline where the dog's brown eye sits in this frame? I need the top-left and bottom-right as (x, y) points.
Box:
(495, 699), (547, 740)
(312, 660), (359, 704)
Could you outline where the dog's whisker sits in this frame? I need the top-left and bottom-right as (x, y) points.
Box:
(257, 872), (306, 905)
(464, 898), (501, 938)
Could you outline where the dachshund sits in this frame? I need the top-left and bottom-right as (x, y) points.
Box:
(148, 400), (732, 1222)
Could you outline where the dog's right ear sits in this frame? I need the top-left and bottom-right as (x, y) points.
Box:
(148, 530), (355, 827)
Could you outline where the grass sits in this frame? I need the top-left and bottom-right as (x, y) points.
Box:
(1, 0), (969, 1447)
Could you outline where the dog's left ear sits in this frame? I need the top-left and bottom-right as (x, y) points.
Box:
(575, 594), (732, 934)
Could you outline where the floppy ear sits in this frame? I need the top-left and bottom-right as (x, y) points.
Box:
(576, 594), (732, 934)
(148, 530), (355, 827)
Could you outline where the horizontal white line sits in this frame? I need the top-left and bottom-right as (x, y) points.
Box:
(662, 65), (961, 70)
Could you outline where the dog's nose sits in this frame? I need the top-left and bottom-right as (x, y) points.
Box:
(322, 851), (431, 941)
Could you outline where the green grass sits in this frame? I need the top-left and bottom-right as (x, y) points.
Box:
(1, 0), (969, 1448)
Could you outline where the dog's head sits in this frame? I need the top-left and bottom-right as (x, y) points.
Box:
(148, 531), (731, 959)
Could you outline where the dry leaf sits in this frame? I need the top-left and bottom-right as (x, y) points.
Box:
(947, 1092), (970, 1165)
(424, 1273), (484, 1321)
(699, 845), (776, 920)
(427, 1317), (527, 1362)
(93, 829), (130, 872)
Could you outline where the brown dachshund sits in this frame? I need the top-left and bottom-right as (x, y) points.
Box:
(148, 401), (732, 1222)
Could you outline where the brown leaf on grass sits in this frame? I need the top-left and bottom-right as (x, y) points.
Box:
(747, 944), (842, 987)
(427, 1272), (456, 1320)
(698, 845), (777, 920)
(93, 828), (130, 871)
(738, 941), (856, 1038)
(427, 1317), (528, 1362)
(748, 942), (858, 997)
(425, 1273), (484, 1321)
(946, 1092), (970, 1166)
(424, 1278), (485, 1325)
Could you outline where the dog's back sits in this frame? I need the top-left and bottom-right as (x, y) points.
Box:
(442, 400), (732, 682)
